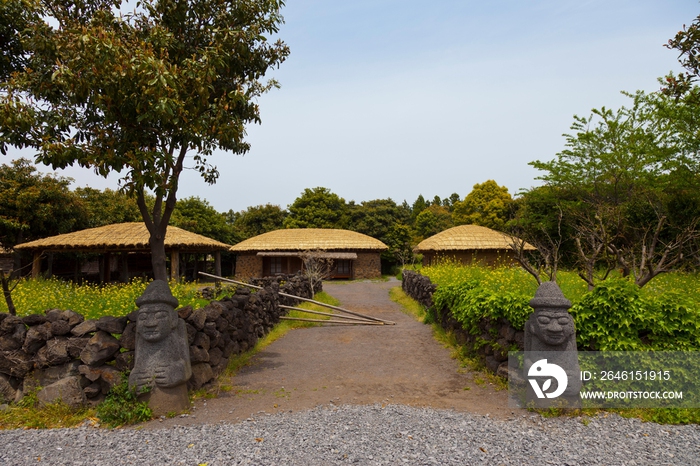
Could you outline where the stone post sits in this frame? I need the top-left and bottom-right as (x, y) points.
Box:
(129, 280), (192, 416)
(523, 281), (581, 407)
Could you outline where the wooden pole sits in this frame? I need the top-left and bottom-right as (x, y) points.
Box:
(121, 252), (129, 283)
(215, 251), (222, 280)
(279, 304), (379, 323)
(279, 316), (385, 325)
(104, 252), (111, 283)
(170, 251), (180, 283)
(32, 252), (41, 278)
(198, 272), (396, 325)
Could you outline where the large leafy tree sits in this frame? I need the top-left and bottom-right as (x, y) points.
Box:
(171, 196), (234, 245)
(228, 203), (287, 241)
(0, 158), (85, 250)
(284, 187), (348, 229)
(414, 204), (453, 241)
(0, 0), (38, 81)
(0, 0), (289, 280)
(74, 187), (142, 228)
(348, 198), (411, 243)
(452, 180), (514, 231)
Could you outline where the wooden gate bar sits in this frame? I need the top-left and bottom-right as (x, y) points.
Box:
(279, 316), (385, 325)
(198, 272), (396, 325)
(278, 304), (380, 323)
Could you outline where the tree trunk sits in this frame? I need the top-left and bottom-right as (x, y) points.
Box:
(150, 231), (168, 281)
(1, 270), (16, 315)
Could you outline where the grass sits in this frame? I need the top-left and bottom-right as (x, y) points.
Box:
(388, 287), (426, 322)
(421, 260), (700, 308)
(0, 277), (211, 319)
(0, 390), (97, 429)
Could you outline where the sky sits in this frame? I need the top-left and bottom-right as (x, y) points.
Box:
(7, 0), (700, 213)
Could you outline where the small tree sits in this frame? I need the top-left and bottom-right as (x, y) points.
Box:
(298, 250), (333, 297)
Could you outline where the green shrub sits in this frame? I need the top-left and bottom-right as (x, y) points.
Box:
(422, 263), (700, 352)
(96, 374), (152, 427)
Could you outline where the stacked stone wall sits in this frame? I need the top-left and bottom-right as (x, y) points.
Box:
(401, 270), (525, 377)
(0, 273), (315, 407)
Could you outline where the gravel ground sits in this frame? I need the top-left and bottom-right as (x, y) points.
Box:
(1, 404), (698, 465)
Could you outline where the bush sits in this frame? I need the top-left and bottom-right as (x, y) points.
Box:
(96, 374), (152, 427)
(423, 263), (700, 352)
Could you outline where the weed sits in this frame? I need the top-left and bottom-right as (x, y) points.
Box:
(96, 374), (152, 427)
(0, 400), (95, 430)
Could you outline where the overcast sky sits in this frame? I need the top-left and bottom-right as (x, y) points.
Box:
(7, 0), (699, 213)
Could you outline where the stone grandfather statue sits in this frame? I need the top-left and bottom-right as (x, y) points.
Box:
(129, 280), (191, 415)
(524, 281), (581, 407)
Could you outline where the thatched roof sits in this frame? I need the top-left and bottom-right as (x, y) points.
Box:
(414, 225), (536, 252)
(14, 223), (231, 253)
(230, 228), (387, 253)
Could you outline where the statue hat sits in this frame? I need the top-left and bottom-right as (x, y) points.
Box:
(529, 281), (571, 310)
(136, 280), (179, 308)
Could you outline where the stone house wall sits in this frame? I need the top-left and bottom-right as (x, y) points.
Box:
(0, 273), (316, 407)
(401, 270), (525, 377)
(234, 254), (262, 280)
(354, 252), (382, 279)
(235, 251), (384, 280)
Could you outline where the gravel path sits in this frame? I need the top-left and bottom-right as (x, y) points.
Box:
(1, 404), (699, 465)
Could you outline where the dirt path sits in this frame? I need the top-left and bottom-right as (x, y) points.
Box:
(144, 279), (518, 429)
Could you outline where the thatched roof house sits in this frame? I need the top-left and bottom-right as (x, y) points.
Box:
(15, 222), (231, 282)
(230, 228), (388, 280)
(414, 224), (536, 267)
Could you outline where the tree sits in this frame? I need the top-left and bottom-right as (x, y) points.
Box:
(171, 196), (234, 245)
(414, 204), (453, 241)
(298, 249), (333, 297)
(74, 187), (142, 228)
(663, 13), (700, 98)
(445, 192), (461, 212)
(385, 223), (415, 268)
(530, 90), (700, 287)
(0, 158), (85, 251)
(410, 195), (429, 221)
(229, 203), (287, 241)
(0, 0), (289, 280)
(284, 187), (348, 229)
(348, 198), (411, 244)
(0, 0), (39, 81)
(452, 180), (514, 231)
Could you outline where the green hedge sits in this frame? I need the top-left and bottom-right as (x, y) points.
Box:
(424, 264), (700, 351)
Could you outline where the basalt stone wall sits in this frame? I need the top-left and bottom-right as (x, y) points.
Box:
(401, 270), (525, 378)
(0, 273), (316, 407)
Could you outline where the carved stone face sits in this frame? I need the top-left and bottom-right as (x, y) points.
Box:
(533, 310), (574, 346)
(137, 304), (175, 343)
